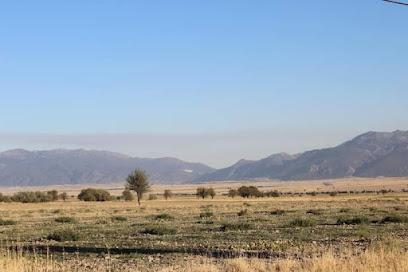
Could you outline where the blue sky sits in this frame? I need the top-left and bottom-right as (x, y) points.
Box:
(0, 1), (407, 167)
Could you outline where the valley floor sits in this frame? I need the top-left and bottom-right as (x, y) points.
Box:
(0, 179), (407, 271)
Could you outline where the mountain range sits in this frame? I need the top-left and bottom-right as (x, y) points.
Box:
(0, 149), (214, 186)
(195, 130), (408, 182)
(0, 130), (407, 186)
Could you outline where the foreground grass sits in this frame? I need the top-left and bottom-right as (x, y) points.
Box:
(0, 245), (407, 272)
(0, 190), (407, 271)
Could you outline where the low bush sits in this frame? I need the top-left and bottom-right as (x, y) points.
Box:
(339, 208), (351, 213)
(306, 209), (323, 215)
(122, 189), (135, 201)
(0, 193), (12, 203)
(54, 217), (77, 224)
(112, 216), (128, 222)
(271, 209), (286, 215)
(199, 211), (214, 218)
(237, 186), (262, 198)
(289, 218), (316, 227)
(0, 219), (17, 226)
(78, 188), (112, 202)
(148, 194), (158, 201)
(264, 190), (281, 198)
(337, 216), (370, 225)
(47, 229), (79, 241)
(237, 209), (248, 217)
(154, 213), (174, 220)
(141, 225), (177, 235)
(220, 222), (253, 232)
(11, 191), (56, 203)
(380, 215), (408, 224)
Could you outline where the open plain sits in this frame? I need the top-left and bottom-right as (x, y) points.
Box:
(0, 178), (407, 271)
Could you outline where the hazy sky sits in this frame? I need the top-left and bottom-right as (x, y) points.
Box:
(0, 1), (407, 167)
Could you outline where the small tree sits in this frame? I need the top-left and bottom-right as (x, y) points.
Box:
(59, 192), (68, 201)
(126, 169), (150, 206)
(122, 189), (135, 201)
(208, 188), (216, 199)
(228, 189), (238, 198)
(163, 189), (173, 200)
(47, 190), (59, 201)
(196, 187), (209, 199)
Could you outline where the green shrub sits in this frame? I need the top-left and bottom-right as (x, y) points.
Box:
(337, 216), (369, 225)
(122, 189), (135, 201)
(78, 188), (112, 202)
(11, 191), (54, 203)
(47, 190), (59, 201)
(0, 219), (17, 226)
(0, 193), (12, 203)
(237, 186), (262, 198)
(289, 218), (316, 227)
(54, 217), (77, 224)
(264, 190), (281, 197)
(47, 229), (79, 241)
(141, 225), (177, 235)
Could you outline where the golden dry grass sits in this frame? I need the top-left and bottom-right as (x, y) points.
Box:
(0, 245), (407, 272)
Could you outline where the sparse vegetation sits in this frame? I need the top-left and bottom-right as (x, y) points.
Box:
(111, 216), (128, 222)
(153, 213), (174, 220)
(289, 217), (316, 227)
(0, 219), (17, 226)
(47, 229), (79, 242)
(380, 214), (408, 224)
(148, 194), (158, 200)
(237, 209), (248, 216)
(54, 216), (76, 224)
(337, 216), (370, 225)
(141, 225), (177, 235)
(0, 182), (407, 271)
(270, 209), (286, 215)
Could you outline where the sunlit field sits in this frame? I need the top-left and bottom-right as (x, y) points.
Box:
(0, 178), (408, 271)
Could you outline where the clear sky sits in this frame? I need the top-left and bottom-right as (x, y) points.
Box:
(0, 1), (407, 167)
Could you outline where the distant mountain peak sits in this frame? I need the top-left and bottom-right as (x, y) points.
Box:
(195, 130), (408, 182)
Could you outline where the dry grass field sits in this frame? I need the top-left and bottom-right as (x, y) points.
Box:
(0, 178), (407, 271)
